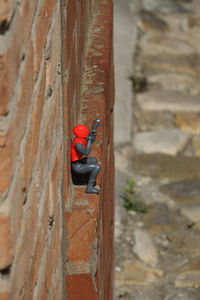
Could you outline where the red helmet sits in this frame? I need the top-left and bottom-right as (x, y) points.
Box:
(73, 124), (89, 138)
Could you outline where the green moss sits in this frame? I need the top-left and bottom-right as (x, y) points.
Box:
(121, 178), (148, 213)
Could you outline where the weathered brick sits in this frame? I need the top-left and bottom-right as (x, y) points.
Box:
(0, 215), (12, 269)
(10, 186), (40, 296)
(20, 65), (46, 189)
(0, 0), (17, 23)
(66, 210), (97, 261)
(0, 42), (35, 194)
(0, 136), (12, 193)
(0, 0), (38, 116)
(66, 274), (98, 300)
(33, 0), (57, 72)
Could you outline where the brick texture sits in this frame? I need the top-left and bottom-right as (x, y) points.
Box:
(0, 0), (114, 299)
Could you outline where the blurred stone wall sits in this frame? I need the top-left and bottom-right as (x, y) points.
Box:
(133, 0), (200, 158)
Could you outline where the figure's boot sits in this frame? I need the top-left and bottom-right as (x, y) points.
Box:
(86, 185), (100, 194)
(85, 165), (100, 194)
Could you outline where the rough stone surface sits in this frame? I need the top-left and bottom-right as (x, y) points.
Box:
(134, 108), (174, 131)
(115, 0), (200, 299)
(133, 154), (200, 180)
(138, 54), (199, 77)
(175, 271), (200, 288)
(143, 0), (190, 14)
(133, 229), (158, 267)
(136, 90), (200, 114)
(148, 73), (200, 96)
(140, 34), (196, 57)
(164, 290), (200, 300)
(160, 179), (200, 203)
(133, 129), (188, 155)
(176, 112), (200, 134)
(138, 10), (169, 32)
(181, 207), (200, 223)
(116, 260), (163, 286)
(192, 136), (200, 155)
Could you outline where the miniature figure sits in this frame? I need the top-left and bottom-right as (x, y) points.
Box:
(71, 119), (101, 194)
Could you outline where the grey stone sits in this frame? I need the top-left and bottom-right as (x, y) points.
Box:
(164, 290), (200, 300)
(160, 179), (200, 203)
(175, 270), (200, 288)
(133, 229), (158, 266)
(133, 129), (188, 155)
(181, 206), (200, 223)
(138, 10), (169, 32)
(133, 154), (200, 180)
(138, 54), (199, 77)
(136, 89), (200, 113)
(143, 0), (190, 14)
(148, 73), (200, 96)
(116, 260), (163, 286)
(152, 203), (172, 225)
(140, 34), (195, 57)
(134, 107), (174, 131)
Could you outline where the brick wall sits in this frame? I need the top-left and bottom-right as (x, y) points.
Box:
(0, 0), (114, 299)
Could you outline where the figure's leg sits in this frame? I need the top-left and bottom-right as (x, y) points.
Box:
(86, 164), (100, 194)
(79, 157), (97, 164)
(72, 162), (100, 194)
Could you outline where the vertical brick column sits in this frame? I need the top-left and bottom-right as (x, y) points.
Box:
(63, 1), (114, 299)
(0, 0), (114, 298)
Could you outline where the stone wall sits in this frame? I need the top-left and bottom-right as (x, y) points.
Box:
(132, 0), (200, 159)
(0, 0), (114, 299)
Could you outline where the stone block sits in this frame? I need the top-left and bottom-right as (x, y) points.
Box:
(140, 34), (195, 57)
(175, 112), (200, 134)
(138, 54), (199, 77)
(192, 136), (200, 155)
(134, 107), (174, 131)
(138, 10), (169, 32)
(136, 89), (200, 113)
(133, 154), (200, 180)
(133, 129), (188, 155)
(148, 73), (200, 96)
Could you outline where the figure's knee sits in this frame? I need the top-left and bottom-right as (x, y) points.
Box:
(95, 164), (100, 172)
(88, 157), (97, 164)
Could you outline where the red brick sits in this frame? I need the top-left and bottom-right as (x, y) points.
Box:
(0, 215), (12, 269)
(66, 210), (97, 261)
(66, 274), (98, 300)
(0, 136), (12, 193)
(65, 0), (78, 67)
(0, 290), (10, 300)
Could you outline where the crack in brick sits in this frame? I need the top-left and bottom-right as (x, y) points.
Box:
(70, 215), (93, 239)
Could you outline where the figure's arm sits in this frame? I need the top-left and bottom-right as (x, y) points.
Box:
(75, 137), (93, 156)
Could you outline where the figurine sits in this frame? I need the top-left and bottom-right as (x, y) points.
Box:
(70, 119), (101, 194)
